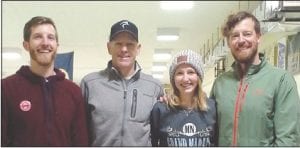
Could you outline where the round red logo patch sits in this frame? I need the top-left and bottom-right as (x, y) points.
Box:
(20, 100), (31, 111)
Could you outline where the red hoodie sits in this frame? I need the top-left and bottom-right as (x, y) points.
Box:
(1, 66), (88, 146)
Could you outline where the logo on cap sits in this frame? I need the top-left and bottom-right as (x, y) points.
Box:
(177, 55), (188, 63)
(120, 21), (129, 29)
(20, 100), (31, 111)
(110, 20), (138, 42)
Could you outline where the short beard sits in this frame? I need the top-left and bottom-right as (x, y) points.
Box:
(233, 47), (258, 65)
(30, 50), (56, 67)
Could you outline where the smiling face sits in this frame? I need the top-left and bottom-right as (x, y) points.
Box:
(107, 32), (141, 72)
(174, 63), (199, 96)
(23, 24), (58, 67)
(227, 18), (261, 64)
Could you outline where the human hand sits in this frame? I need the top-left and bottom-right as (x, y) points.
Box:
(159, 95), (168, 104)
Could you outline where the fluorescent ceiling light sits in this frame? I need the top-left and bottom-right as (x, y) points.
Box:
(152, 73), (164, 79)
(3, 47), (22, 60)
(157, 28), (179, 41)
(160, 1), (194, 10)
(152, 65), (167, 72)
(152, 62), (168, 72)
(153, 48), (172, 62)
(3, 52), (21, 60)
(153, 53), (172, 61)
(157, 35), (179, 41)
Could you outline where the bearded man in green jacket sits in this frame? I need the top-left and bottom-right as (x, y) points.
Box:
(210, 11), (300, 146)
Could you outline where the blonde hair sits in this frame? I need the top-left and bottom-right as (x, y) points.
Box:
(167, 78), (208, 111)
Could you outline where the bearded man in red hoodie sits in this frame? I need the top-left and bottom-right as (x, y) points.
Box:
(1, 16), (89, 146)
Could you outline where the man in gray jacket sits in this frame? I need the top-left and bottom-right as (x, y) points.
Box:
(80, 20), (163, 146)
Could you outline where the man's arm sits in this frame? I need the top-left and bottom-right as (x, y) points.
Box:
(150, 103), (161, 146)
(71, 86), (89, 146)
(1, 79), (9, 146)
(274, 73), (300, 146)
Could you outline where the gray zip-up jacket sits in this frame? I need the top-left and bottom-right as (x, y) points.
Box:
(80, 61), (163, 146)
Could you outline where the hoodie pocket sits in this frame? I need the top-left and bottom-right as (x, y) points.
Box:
(130, 89), (137, 118)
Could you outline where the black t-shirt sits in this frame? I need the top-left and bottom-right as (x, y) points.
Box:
(151, 98), (217, 147)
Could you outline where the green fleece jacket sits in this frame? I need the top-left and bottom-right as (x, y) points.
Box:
(210, 53), (300, 146)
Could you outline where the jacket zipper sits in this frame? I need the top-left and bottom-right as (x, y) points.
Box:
(43, 79), (52, 145)
(232, 78), (249, 146)
(120, 78), (128, 146)
(120, 89), (127, 146)
(130, 89), (137, 118)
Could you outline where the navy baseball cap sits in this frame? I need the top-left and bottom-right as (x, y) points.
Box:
(109, 20), (138, 42)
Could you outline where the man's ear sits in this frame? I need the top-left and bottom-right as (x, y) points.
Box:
(226, 38), (230, 48)
(107, 42), (112, 55)
(257, 33), (261, 44)
(23, 41), (29, 52)
(137, 44), (141, 56)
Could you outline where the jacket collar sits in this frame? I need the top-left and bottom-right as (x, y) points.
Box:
(105, 60), (142, 81)
(16, 65), (65, 83)
(232, 53), (267, 78)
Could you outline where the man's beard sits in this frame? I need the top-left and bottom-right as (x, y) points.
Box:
(30, 49), (56, 67)
(232, 46), (258, 65)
